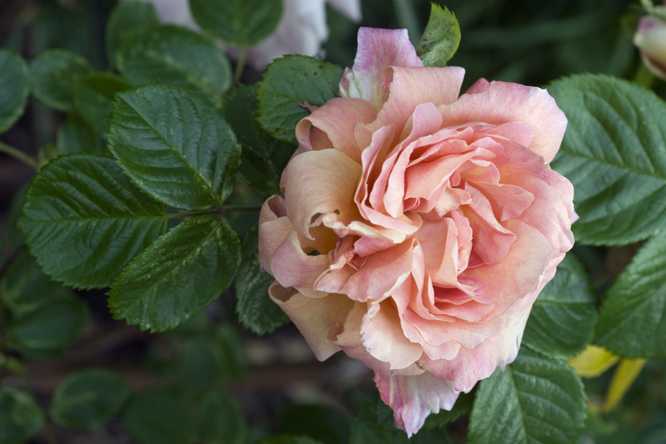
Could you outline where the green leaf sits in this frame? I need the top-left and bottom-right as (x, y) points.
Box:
(50, 369), (131, 429)
(116, 25), (232, 99)
(350, 395), (409, 444)
(410, 427), (453, 444)
(222, 84), (293, 196)
(595, 235), (666, 358)
(467, 347), (586, 444)
(548, 74), (666, 245)
(0, 50), (29, 134)
(190, 0), (283, 47)
(109, 215), (241, 332)
(18, 154), (167, 289)
(176, 332), (243, 394)
(30, 49), (93, 111)
(0, 251), (72, 317)
(108, 84), (241, 210)
(74, 72), (131, 136)
(236, 225), (290, 335)
(523, 254), (598, 360)
(57, 113), (100, 155)
(258, 55), (343, 145)
(121, 392), (196, 444)
(281, 404), (351, 444)
(9, 297), (88, 354)
(195, 390), (247, 444)
(106, 0), (159, 62)
(0, 388), (44, 444)
(416, 4), (460, 67)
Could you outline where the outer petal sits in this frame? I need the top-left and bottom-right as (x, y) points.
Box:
(269, 284), (354, 361)
(441, 81), (567, 163)
(340, 28), (423, 107)
(283, 149), (362, 239)
(421, 308), (531, 392)
(295, 97), (377, 163)
(375, 371), (459, 437)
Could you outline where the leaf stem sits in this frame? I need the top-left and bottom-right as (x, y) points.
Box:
(0, 141), (38, 170)
(234, 47), (248, 85)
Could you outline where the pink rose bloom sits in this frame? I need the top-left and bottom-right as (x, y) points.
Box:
(258, 28), (574, 435)
(126, 0), (361, 70)
(634, 6), (666, 80)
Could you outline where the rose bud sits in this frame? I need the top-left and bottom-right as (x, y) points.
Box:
(634, 6), (666, 80)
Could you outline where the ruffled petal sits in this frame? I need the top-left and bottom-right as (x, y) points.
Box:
(374, 371), (459, 437)
(441, 81), (567, 163)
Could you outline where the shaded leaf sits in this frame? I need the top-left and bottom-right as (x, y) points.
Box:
(258, 55), (342, 145)
(74, 72), (131, 136)
(9, 298), (88, 354)
(195, 390), (247, 444)
(116, 25), (231, 99)
(467, 347), (586, 444)
(0, 388), (44, 444)
(0, 50), (29, 134)
(30, 49), (93, 111)
(523, 254), (597, 360)
(18, 154), (166, 289)
(121, 392), (196, 444)
(109, 215), (241, 332)
(50, 369), (131, 429)
(0, 251), (72, 317)
(236, 225), (289, 335)
(190, 0), (283, 47)
(106, 1), (159, 62)
(222, 84), (293, 196)
(548, 74), (666, 245)
(596, 235), (666, 358)
(56, 113), (99, 155)
(108, 84), (241, 210)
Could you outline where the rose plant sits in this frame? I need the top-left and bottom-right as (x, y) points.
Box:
(634, 2), (666, 80)
(258, 27), (575, 434)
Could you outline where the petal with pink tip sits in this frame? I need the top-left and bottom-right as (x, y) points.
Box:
(374, 371), (460, 437)
(269, 284), (354, 361)
(283, 149), (362, 240)
(340, 28), (423, 107)
(440, 81), (567, 162)
(421, 308), (531, 392)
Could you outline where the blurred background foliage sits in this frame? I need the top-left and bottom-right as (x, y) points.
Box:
(1, 0), (665, 443)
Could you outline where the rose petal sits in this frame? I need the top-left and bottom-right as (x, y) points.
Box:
(374, 371), (459, 437)
(283, 149), (362, 239)
(340, 28), (423, 107)
(441, 80), (567, 163)
(296, 97), (377, 163)
(269, 284), (354, 361)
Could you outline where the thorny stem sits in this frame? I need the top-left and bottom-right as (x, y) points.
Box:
(0, 141), (39, 170)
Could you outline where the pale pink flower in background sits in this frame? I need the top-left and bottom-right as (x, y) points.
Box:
(125, 0), (361, 69)
(258, 27), (575, 436)
(634, 6), (666, 80)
